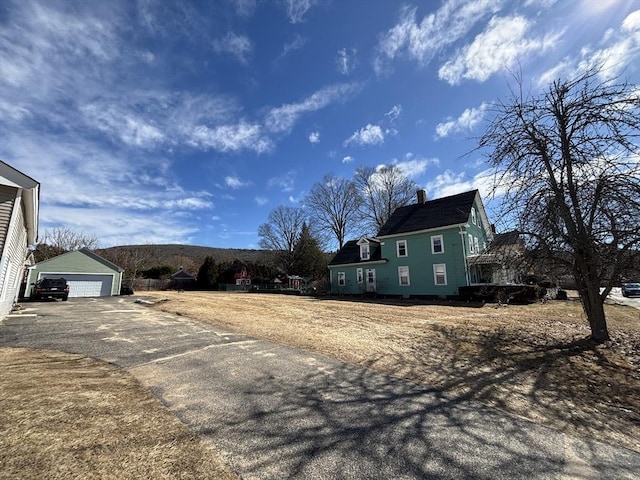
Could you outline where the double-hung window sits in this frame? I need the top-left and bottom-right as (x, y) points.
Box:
(357, 268), (363, 284)
(396, 240), (408, 257)
(431, 235), (444, 254)
(468, 234), (475, 253)
(433, 263), (447, 285)
(398, 266), (410, 286)
(338, 272), (346, 286)
(360, 244), (370, 260)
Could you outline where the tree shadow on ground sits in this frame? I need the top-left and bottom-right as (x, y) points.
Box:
(370, 325), (640, 454)
(198, 347), (639, 480)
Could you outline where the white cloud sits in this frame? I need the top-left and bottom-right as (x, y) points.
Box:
(623, 9), (640, 31)
(385, 104), (402, 122)
(540, 9), (640, 85)
(392, 154), (439, 178)
(344, 124), (385, 147)
(265, 82), (361, 133)
(439, 16), (560, 85)
(277, 34), (307, 61)
(436, 102), (488, 138)
(342, 155), (354, 163)
(190, 122), (272, 153)
(255, 196), (268, 206)
(213, 32), (253, 63)
(41, 205), (201, 247)
(336, 48), (357, 75)
(374, 1), (503, 75)
(225, 175), (251, 189)
(268, 171), (296, 192)
(232, 0), (257, 16)
(426, 168), (496, 199)
(75, 91), (268, 153)
(3, 132), (214, 246)
(285, 0), (317, 23)
(309, 131), (320, 143)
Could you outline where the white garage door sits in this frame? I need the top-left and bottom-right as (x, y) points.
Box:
(62, 274), (113, 298)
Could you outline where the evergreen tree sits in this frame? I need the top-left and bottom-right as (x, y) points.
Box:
(196, 256), (218, 290)
(292, 222), (327, 279)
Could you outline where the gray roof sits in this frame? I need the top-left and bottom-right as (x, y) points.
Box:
(329, 239), (382, 266)
(376, 190), (477, 237)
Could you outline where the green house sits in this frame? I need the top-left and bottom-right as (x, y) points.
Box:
(328, 190), (497, 298)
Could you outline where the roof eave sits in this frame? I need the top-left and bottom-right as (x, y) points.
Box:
(377, 222), (469, 239)
(328, 259), (388, 268)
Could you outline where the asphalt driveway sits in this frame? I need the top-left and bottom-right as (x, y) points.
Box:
(1, 296), (639, 479)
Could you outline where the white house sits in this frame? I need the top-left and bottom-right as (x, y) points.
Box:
(0, 160), (39, 319)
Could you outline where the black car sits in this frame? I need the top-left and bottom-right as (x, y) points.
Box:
(31, 277), (70, 301)
(621, 282), (640, 297)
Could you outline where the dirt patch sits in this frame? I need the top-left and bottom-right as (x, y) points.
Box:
(147, 291), (640, 453)
(0, 348), (239, 480)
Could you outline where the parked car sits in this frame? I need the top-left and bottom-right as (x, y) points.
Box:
(31, 277), (70, 301)
(621, 282), (640, 297)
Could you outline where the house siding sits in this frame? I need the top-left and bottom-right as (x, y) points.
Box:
(376, 227), (469, 296)
(0, 188), (28, 317)
(0, 185), (16, 249)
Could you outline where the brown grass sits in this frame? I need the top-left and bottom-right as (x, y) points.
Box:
(147, 291), (640, 453)
(0, 348), (239, 480)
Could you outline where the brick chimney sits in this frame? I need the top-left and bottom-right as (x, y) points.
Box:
(416, 189), (427, 204)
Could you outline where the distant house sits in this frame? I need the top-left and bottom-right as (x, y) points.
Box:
(0, 160), (39, 317)
(169, 268), (197, 290)
(328, 189), (507, 297)
(467, 230), (525, 285)
(25, 248), (124, 298)
(217, 263), (251, 290)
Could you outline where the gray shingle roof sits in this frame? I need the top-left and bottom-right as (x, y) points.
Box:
(376, 190), (477, 237)
(329, 239), (382, 266)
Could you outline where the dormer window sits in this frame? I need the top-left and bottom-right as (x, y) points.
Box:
(357, 237), (375, 261)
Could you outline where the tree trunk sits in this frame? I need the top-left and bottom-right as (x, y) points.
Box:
(577, 281), (610, 343)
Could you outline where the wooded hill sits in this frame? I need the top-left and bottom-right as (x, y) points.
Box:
(98, 244), (270, 276)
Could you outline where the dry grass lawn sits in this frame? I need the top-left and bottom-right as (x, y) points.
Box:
(0, 348), (239, 480)
(147, 291), (640, 453)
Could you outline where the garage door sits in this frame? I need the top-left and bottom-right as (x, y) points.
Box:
(62, 274), (113, 298)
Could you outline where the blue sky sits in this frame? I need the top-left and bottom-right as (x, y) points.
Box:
(1, 0), (639, 249)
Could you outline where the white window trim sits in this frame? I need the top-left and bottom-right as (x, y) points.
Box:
(468, 234), (475, 254)
(396, 240), (408, 258)
(398, 266), (410, 286)
(471, 207), (477, 225)
(338, 272), (346, 286)
(431, 235), (444, 254)
(360, 244), (370, 260)
(357, 268), (363, 284)
(474, 236), (480, 254)
(433, 263), (447, 286)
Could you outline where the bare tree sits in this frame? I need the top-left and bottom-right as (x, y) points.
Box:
(35, 227), (100, 261)
(258, 205), (306, 273)
(354, 164), (420, 234)
(305, 174), (360, 250)
(479, 67), (640, 343)
(98, 245), (155, 290)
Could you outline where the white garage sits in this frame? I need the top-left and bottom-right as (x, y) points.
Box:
(25, 249), (124, 299)
(63, 274), (115, 298)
